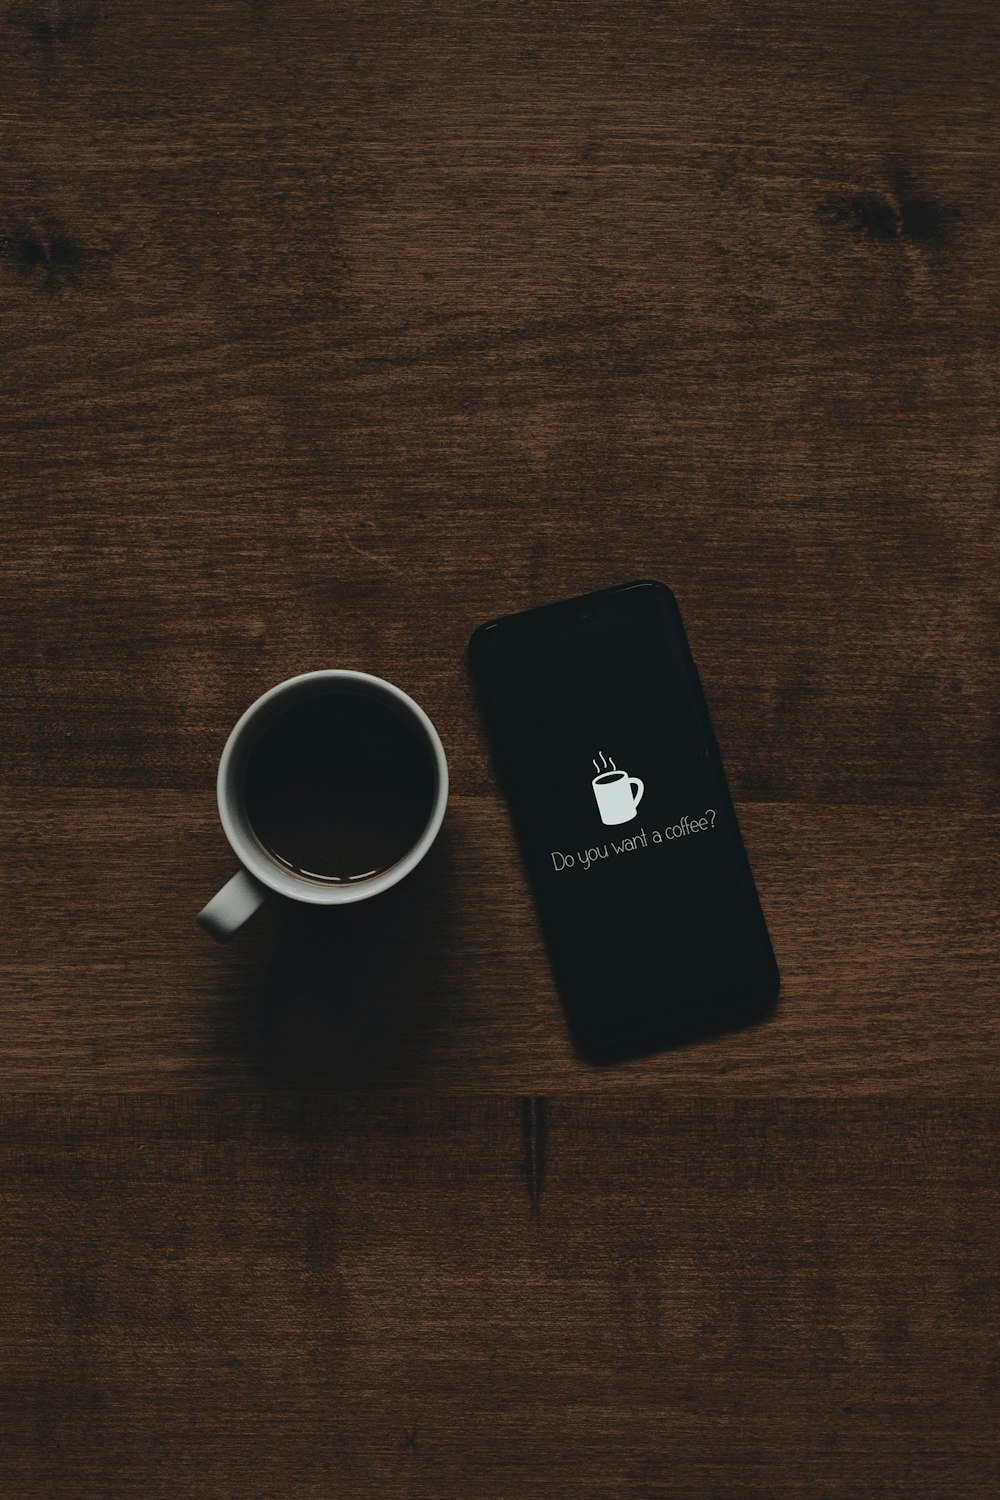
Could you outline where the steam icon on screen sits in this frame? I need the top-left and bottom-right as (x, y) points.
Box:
(591, 750), (644, 826)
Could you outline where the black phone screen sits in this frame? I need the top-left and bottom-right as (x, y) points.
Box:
(469, 580), (779, 1061)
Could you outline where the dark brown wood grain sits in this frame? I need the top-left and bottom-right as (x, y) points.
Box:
(0, 0), (997, 1493)
(1, 1096), (997, 1499)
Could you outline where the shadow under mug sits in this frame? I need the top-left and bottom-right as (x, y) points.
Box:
(198, 670), (449, 942)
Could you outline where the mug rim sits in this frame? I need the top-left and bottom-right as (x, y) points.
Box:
(217, 669), (449, 905)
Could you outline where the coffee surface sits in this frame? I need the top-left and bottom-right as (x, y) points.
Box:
(243, 691), (436, 882)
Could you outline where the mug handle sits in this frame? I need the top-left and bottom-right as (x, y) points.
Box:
(628, 776), (644, 809)
(198, 869), (269, 943)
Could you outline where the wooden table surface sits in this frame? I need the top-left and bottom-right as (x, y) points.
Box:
(1, 1), (997, 1494)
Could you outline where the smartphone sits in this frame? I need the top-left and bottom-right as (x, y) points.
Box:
(469, 580), (779, 1062)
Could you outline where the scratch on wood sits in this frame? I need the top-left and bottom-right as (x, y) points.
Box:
(341, 532), (394, 567)
(520, 1096), (547, 1215)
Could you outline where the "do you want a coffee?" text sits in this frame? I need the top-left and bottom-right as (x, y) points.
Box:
(550, 810), (717, 873)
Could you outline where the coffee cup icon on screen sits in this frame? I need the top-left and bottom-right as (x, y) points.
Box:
(591, 751), (644, 825)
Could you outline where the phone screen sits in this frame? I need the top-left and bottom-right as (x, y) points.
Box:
(470, 581), (779, 1060)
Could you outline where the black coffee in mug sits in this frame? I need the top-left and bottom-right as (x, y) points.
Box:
(242, 690), (437, 883)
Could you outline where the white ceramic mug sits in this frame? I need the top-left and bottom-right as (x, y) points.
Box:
(592, 767), (644, 826)
(198, 670), (449, 942)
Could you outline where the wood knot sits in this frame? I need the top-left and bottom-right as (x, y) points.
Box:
(818, 170), (951, 246)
